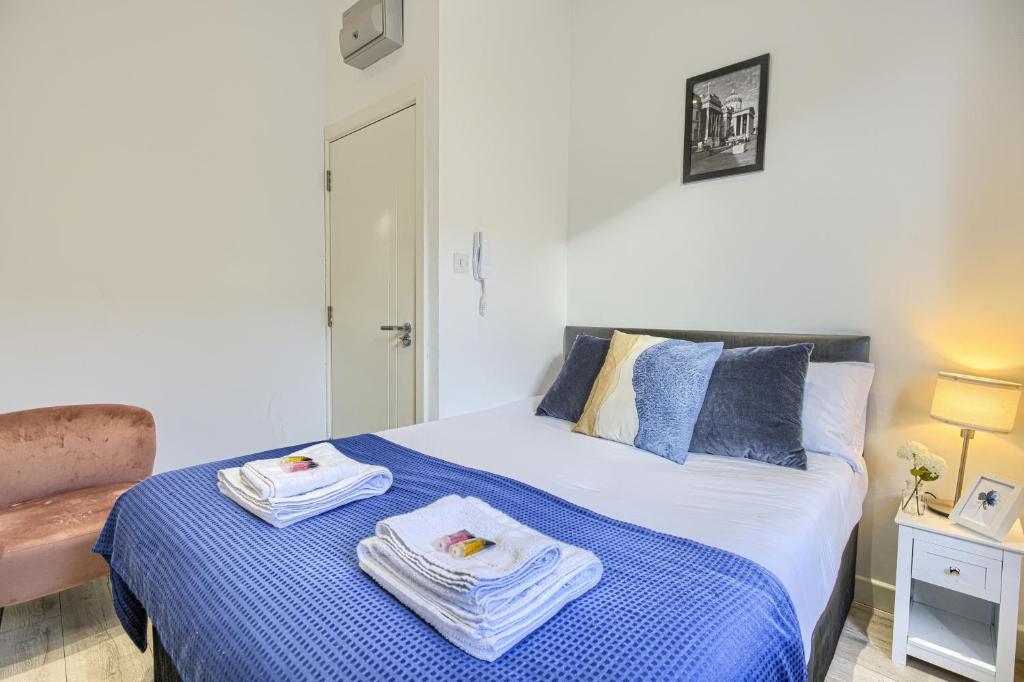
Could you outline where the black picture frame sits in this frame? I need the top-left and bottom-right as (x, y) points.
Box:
(683, 53), (770, 184)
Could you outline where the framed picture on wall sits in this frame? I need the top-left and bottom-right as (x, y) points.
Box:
(683, 53), (770, 184)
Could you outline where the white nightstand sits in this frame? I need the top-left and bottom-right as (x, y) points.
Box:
(892, 507), (1024, 681)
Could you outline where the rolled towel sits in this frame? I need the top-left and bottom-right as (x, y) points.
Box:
(359, 534), (603, 661)
(217, 461), (392, 528)
(240, 442), (358, 499)
(375, 495), (563, 603)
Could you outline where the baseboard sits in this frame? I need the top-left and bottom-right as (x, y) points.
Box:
(854, 572), (1024, 661)
(853, 573), (895, 614)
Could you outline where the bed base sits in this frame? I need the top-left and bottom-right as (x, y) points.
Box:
(153, 628), (179, 682)
(806, 523), (858, 682)
(152, 524), (859, 682)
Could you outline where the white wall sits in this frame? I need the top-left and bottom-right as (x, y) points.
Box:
(436, 0), (571, 417)
(567, 0), (1024, 611)
(0, 1), (327, 472)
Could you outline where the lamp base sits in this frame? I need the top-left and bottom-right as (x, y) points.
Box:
(926, 498), (956, 517)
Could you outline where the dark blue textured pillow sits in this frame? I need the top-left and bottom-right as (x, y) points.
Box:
(689, 343), (813, 469)
(536, 334), (610, 422)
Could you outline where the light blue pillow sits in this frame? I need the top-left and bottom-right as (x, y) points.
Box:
(632, 340), (724, 463)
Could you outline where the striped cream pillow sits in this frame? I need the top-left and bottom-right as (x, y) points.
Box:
(573, 330), (722, 463)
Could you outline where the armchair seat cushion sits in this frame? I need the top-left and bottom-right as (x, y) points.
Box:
(0, 482), (134, 607)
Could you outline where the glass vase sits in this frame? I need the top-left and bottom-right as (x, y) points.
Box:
(901, 478), (926, 516)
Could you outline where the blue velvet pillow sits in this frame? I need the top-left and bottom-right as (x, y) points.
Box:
(689, 343), (813, 469)
(536, 334), (610, 422)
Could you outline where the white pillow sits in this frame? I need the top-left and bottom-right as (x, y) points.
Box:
(801, 361), (875, 473)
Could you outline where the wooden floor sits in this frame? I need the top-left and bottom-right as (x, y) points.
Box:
(0, 580), (1010, 681)
(0, 580), (150, 682)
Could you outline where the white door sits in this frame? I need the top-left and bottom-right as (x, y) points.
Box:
(329, 105), (416, 437)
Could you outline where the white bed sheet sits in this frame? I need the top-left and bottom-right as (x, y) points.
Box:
(378, 398), (867, 659)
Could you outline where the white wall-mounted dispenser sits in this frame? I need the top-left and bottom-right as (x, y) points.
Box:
(339, 0), (403, 70)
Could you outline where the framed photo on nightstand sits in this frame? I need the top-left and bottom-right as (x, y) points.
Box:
(950, 473), (1024, 541)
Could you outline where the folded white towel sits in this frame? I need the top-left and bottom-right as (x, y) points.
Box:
(240, 442), (358, 500)
(359, 534), (602, 661)
(358, 534), (601, 632)
(217, 460), (392, 528)
(375, 495), (562, 601)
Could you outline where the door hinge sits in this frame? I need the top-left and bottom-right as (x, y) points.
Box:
(327, 306), (333, 327)
(325, 170), (332, 192)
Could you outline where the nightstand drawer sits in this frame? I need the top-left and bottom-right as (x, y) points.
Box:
(912, 539), (1002, 602)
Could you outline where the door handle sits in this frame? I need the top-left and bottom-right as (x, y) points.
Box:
(380, 322), (413, 347)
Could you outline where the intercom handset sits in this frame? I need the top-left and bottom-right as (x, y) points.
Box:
(472, 232), (488, 317)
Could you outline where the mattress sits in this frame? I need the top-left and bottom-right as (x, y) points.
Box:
(380, 397), (868, 658)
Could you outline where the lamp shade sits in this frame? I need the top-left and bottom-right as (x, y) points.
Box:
(930, 372), (1022, 433)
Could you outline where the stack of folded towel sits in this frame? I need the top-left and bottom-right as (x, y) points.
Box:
(358, 494), (603, 661)
(217, 442), (392, 528)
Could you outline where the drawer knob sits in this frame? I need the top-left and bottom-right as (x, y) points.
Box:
(946, 566), (961, 577)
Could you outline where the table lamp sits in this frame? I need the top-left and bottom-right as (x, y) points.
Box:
(926, 371), (1022, 516)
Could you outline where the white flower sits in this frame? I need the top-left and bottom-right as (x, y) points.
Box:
(897, 441), (930, 462)
(896, 441), (947, 479)
(918, 451), (947, 478)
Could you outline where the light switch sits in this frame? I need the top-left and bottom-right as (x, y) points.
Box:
(453, 253), (469, 274)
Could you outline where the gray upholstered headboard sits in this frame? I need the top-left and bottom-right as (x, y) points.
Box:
(564, 326), (870, 363)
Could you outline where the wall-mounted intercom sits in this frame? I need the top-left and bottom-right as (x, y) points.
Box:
(472, 232), (489, 317)
(339, 0), (403, 70)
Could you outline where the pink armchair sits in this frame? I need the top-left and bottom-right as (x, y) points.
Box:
(0, 404), (156, 607)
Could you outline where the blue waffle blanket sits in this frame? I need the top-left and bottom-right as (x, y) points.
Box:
(94, 434), (805, 681)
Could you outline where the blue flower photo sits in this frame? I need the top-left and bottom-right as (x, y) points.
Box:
(978, 490), (1000, 510)
(960, 477), (1016, 529)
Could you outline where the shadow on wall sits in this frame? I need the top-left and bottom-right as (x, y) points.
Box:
(567, 2), (906, 244)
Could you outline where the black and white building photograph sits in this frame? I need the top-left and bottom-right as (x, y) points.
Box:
(683, 54), (770, 183)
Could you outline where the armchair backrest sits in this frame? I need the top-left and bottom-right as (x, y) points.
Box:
(0, 404), (156, 508)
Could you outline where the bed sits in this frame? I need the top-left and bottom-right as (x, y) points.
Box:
(99, 327), (870, 681)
